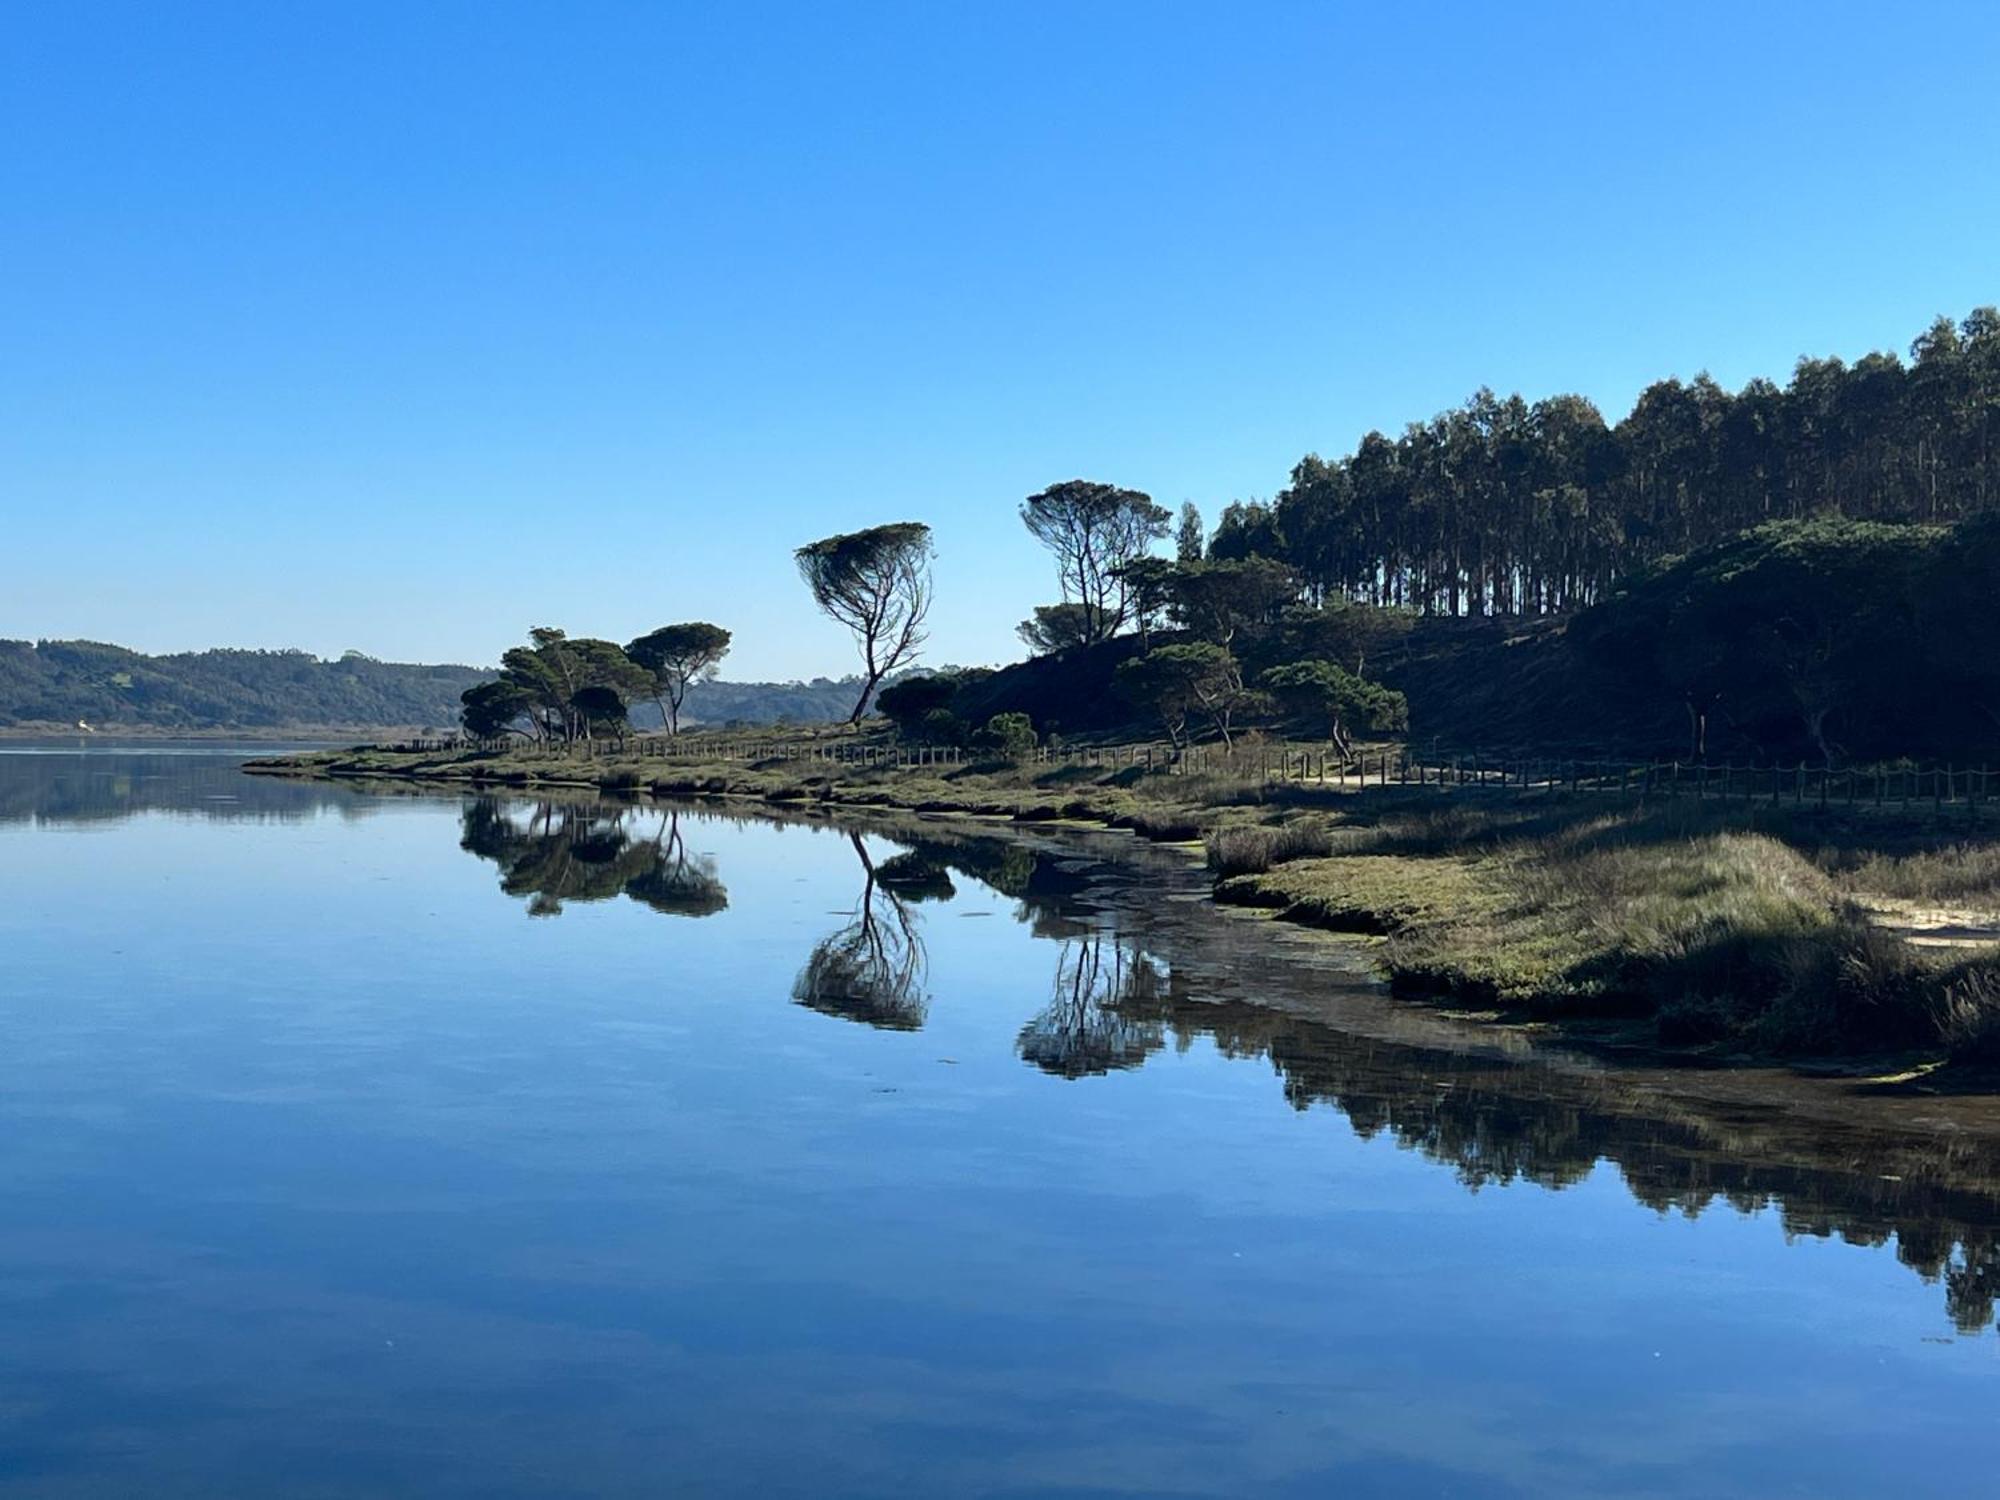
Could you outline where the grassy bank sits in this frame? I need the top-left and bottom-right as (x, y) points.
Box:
(250, 731), (2000, 1068)
(1213, 800), (2000, 1060)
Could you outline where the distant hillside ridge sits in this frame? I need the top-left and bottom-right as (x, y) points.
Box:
(0, 638), (918, 733)
(0, 640), (489, 731)
(674, 673), (894, 729)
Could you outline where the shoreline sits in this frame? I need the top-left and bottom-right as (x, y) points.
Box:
(248, 738), (2000, 1088)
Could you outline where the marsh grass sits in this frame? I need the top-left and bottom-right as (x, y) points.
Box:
(1116, 807), (1206, 842)
(1228, 808), (1984, 1056)
(1818, 841), (2000, 909)
(1933, 963), (2000, 1062)
(1205, 822), (1337, 876)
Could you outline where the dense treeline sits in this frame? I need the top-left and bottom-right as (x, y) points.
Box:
(0, 640), (485, 730)
(1248, 307), (2000, 615)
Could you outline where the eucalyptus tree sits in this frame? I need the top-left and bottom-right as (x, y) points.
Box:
(1020, 480), (1170, 643)
(626, 622), (732, 736)
(795, 522), (934, 724)
(1175, 501), (1206, 563)
(1206, 500), (1286, 563)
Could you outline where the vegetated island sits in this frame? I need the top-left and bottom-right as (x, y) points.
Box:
(254, 304), (1999, 1078)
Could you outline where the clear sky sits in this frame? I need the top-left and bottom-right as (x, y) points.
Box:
(4, 2), (1997, 679)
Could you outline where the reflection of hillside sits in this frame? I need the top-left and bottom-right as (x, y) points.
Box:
(458, 802), (727, 919)
(0, 750), (355, 826)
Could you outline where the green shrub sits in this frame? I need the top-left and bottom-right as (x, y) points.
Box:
(920, 707), (967, 745)
(976, 712), (1038, 759)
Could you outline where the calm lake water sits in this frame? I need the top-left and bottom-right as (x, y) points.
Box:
(3, 746), (1998, 1497)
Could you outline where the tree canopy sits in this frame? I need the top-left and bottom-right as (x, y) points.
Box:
(1016, 602), (1097, 656)
(627, 622), (732, 736)
(1115, 642), (1245, 749)
(796, 522), (935, 724)
(468, 627), (654, 743)
(1261, 659), (1408, 759)
(1020, 480), (1171, 644)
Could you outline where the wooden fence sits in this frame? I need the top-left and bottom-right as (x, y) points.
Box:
(382, 734), (1995, 814)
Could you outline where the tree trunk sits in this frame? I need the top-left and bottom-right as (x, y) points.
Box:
(849, 670), (882, 726)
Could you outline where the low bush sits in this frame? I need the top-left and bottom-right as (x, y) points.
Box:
(1206, 822), (1335, 876)
(1118, 807), (1204, 842)
(975, 712), (1038, 759)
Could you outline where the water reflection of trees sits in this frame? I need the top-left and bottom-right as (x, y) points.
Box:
(451, 796), (2000, 1334)
(459, 801), (727, 919)
(766, 812), (2000, 1337)
(1092, 978), (2000, 1335)
(786, 824), (1107, 1036)
(1016, 934), (1170, 1077)
(792, 834), (932, 1031)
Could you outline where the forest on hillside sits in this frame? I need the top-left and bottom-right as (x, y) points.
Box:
(1243, 306), (2000, 614)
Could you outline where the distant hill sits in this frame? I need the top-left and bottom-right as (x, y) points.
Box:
(0, 638), (905, 734)
(0, 640), (490, 732)
(675, 674), (882, 729)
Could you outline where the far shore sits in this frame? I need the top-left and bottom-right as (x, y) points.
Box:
(0, 722), (437, 743)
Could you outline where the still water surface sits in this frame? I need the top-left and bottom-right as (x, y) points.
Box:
(1, 747), (1997, 1496)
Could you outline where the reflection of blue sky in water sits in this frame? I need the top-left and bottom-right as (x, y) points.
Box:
(1, 751), (1998, 1496)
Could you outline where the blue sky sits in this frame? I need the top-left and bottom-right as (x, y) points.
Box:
(4, 1), (1997, 679)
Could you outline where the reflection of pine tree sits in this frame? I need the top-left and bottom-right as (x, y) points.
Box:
(624, 811), (729, 917)
(1015, 933), (1168, 1077)
(792, 834), (929, 1031)
(458, 800), (726, 918)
